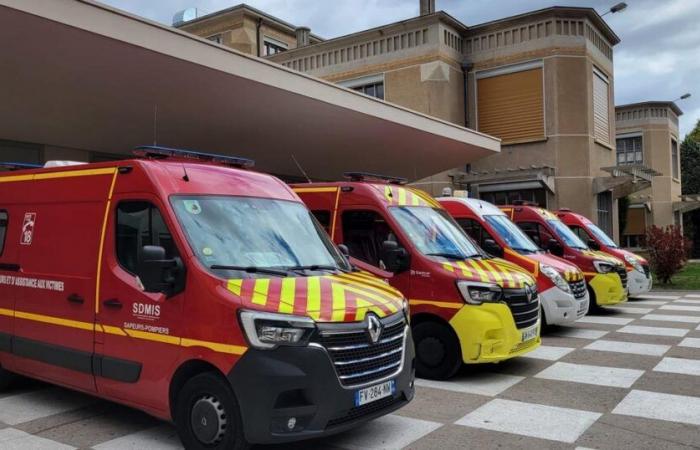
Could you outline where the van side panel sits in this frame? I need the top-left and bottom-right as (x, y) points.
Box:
(0, 205), (22, 367)
(2, 171), (116, 392)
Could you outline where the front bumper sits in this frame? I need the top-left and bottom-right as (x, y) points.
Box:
(628, 269), (653, 297)
(227, 329), (415, 444)
(539, 287), (589, 325)
(448, 303), (540, 364)
(588, 272), (627, 306)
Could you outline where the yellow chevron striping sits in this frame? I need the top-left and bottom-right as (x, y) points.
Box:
(278, 277), (296, 314)
(252, 278), (270, 306)
(331, 282), (346, 322)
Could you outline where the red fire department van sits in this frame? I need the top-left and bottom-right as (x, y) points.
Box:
(0, 149), (414, 449)
(556, 209), (652, 297)
(501, 204), (628, 308)
(293, 174), (540, 380)
(438, 197), (589, 325)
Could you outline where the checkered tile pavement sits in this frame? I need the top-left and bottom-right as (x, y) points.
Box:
(1, 293), (699, 449)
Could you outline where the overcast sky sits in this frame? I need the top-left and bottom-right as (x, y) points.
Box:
(100, 0), (700, 138)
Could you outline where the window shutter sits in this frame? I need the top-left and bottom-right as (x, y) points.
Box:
(624, 208), (646, 236)
(477, 68), (544, 144)
(593, 69), (610, 144)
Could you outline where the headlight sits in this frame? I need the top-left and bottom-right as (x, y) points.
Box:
(624, 254), (644, 273)
(239, 310), (315, 350)
(457, 281), (502, 305)
(593, 260), (615, 274)
(540, 264), (571, 293)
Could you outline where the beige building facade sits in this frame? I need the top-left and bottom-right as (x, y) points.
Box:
(168, 1), (686, 244)
(615, 102), (684, 247)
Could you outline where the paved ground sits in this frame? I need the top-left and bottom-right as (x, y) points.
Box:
(1, 292), (699, 449)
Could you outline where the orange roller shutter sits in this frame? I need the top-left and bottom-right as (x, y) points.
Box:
(624, 207), (646, 235)
(593, 69), (610, 144)
(477, 68), (544, 144)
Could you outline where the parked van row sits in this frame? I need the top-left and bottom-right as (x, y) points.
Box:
(0, 148), (650, 449)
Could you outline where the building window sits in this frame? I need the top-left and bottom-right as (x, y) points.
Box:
(596, 191), (613, 237)
(672, 138), (679, 179)
(622, 206), (646, 248)
(353, 82), (384, 100)
(476, 62), (544, 144)
(480, 188), (546, 207)
(593, 68), (611, 145)
(263, 37), (288, 56)
(616, 135), (643, 165)
(207, 34), (223, 44)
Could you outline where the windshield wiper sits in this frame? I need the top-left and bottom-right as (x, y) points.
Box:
(285, 264), (348, 273)
(426, 252), (468, 260)
(210, 265), (289, 276)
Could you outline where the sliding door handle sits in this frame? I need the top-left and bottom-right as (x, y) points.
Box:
(103, 298), (122, 309)
(67, 294), (84, 304)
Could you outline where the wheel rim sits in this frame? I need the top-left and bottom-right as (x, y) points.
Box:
(417, 336), (446, 368)
(190, 395), (227, 445)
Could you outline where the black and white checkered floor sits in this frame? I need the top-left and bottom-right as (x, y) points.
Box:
(0, 292), (699, 449)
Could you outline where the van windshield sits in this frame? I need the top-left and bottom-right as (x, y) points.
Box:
(171, 196), (349, 277)
(484, 215), (539, 254)
(389, 207), (482, 260)
(547, 219), (588, 250)
(586, 223), (618, 248)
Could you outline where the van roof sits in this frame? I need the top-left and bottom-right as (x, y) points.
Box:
(292, 181), (442, 208)
(438, 197), (505, 220)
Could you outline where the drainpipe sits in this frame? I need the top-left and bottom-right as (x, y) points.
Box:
(461, 62), (473, 128)
(256, 18), (263, 57)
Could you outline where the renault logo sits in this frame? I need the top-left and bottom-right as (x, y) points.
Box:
(366, 314), (383, 344)
(525, 284), (536, 302)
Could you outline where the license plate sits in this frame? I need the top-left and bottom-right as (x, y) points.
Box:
(355, 380), (396, 407)
(521, 325), (538, 343)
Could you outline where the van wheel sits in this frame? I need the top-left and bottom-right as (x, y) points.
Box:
(0, 365), (14, 391)
(413, 321), (461, 380)
(587, 287), (600, 313)
(175, 372), (248, 450)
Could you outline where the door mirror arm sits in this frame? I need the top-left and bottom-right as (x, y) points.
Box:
(137, 245), (186, 297)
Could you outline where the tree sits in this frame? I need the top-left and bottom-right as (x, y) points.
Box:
(681, 119), (700, 257)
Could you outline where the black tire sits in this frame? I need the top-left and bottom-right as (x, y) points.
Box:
(587, 286), (601, 313)
(413, 321), (462, 380)
(174, 372), (248, 450)
(0, 365), (14, 391)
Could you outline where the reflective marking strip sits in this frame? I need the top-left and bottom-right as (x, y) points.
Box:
(101, 325), (127, 336)
(411, 192), (420, 206)
(409, 299), (462, 309)
(0, 167), (118, 184)
(252, 279), (270, 306)
(95, 169), (119, 314)
(384, 186), (393, 203)
(455, 261), (472, 277)
(331, 188), (341, 240)
(481, 260), (504, 285)
(443, 263), (455, 272)
(180, 338), (247, 355)
(123, 328), (182, 345)
(498, 265), (516, 288)
(0, 308), (14, 317)
(342, 284), (398, 312)
(14, 311), (94, 331)
(306, 277), (321, 319)
(227, 279), (243, 296)
(335, 273), (397, 297)
(398, 188), (407, 205)
(331, 282), (346, 322)
(470, 260), (491, 283)
(278, 277), (296, 314)
(292, 187), (338, 193)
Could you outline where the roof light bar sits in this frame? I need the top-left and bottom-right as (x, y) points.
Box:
(343, 171), (407, 185)
(0, 162), (43, 171)
(133, 145), (255, 168)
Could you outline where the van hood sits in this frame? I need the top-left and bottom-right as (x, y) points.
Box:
(523, 252), (585, 282)
(579, 249), (625, 267)
(225, 271), (405, 323)
(607, 247), (648, 265)
(441, 257), (537, 289)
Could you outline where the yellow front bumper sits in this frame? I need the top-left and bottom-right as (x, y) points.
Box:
(448, 303), (540, 364)
(589, 272), (627, 306)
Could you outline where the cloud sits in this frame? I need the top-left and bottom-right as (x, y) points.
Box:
(99, 0), (700, 137)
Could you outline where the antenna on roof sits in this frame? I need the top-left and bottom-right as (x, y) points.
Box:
(153, 105), (158, 146)
(291, 154), (312, 183)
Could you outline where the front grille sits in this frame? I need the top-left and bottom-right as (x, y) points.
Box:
(326, 394), (404, 429)
(569, 279), (587, 299)
(615, 266), (628, 290)
(502, 288), (540, 329)
(312, 313), (406, 387)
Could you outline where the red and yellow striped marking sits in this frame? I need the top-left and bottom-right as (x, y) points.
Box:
(382, 185), (442, 208)
(226, 273), (404, 322)
(581, 250), (624, 266)
(441, 258), (535, 289)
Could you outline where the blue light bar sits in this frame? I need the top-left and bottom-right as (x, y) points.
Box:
(0, 162), (43, 171)
(344, 171), (407, 185)
(133, 146), (255, 168)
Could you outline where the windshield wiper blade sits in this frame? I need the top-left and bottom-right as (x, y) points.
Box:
(426, 252), (467, 260)
(285, 264), (348, 273)
(209, 265), (289, 276)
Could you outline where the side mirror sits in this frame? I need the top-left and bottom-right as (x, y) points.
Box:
(337, 244), (350, 257)
(588, 239), (600, 251)
(547, 239), (564, 257)
(380, 240), (410, 273)
(137, 245), (184, 296)
(482, 238), (503, 257)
